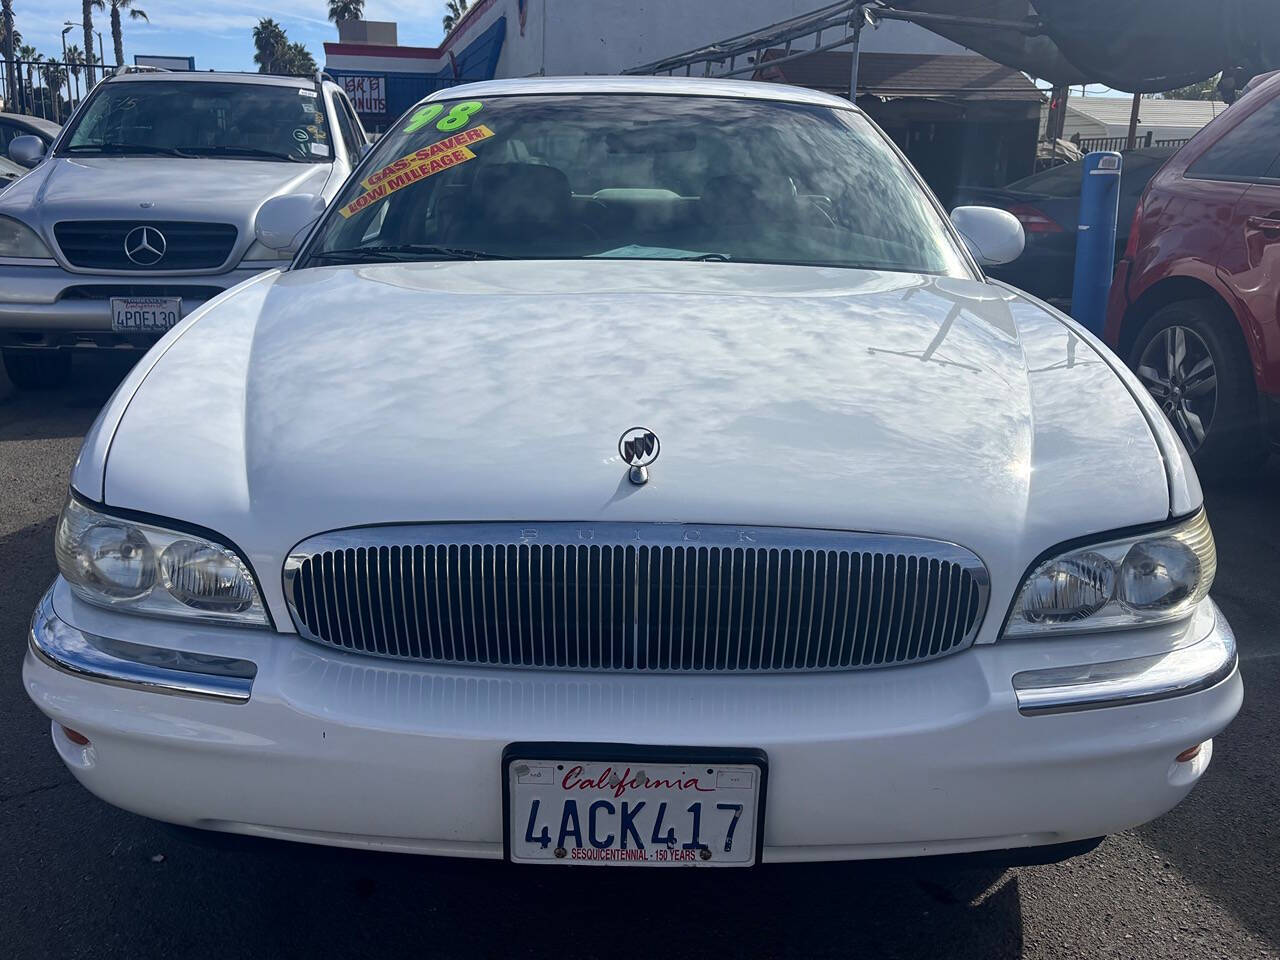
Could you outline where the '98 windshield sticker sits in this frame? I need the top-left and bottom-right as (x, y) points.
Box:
(338, 125), (496, 219)
(403, 100), (484, 134)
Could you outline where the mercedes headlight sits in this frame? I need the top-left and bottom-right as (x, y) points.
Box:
(1003, 511), (1215, 637)
(54, 494), (268, 626)
(0, 215), (53, 259)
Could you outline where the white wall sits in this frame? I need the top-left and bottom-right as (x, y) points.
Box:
(1058, 109), (1107, 141)
(453, 0), (967, 80)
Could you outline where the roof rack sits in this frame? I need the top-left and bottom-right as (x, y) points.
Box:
(624, 0), (1041, 100)
(624, 1), (872, 80)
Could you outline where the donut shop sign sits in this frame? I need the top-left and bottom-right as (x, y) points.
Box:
(337, 75), (387, 114)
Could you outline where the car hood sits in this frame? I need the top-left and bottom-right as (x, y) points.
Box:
(0, 157), (334, 256)
(87, 260), (1171, 631)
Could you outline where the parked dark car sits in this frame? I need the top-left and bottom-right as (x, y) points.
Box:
(0, 113), (60, 188)
(954, 147), (1176, 307)
(1105, 71), (1280, 471)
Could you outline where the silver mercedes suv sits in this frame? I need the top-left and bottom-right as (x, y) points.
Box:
(0, 69), (368, 388)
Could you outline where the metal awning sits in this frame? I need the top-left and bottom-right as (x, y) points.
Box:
(627, 0), (1280, 96)
(876, 0), (1280, 94)
(757, 50), (1045, 102)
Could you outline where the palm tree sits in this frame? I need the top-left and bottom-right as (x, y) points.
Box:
(40, 59), (66, 121)
(18, 42), (39, 101)
(107, 0), (147, 68)
(327, 0), (364, 25)
(442, 0), (470, 34)
(82, 0), (103, 85)
(252, 18), (286, 74)
(1, 1), (16, 109)
(281, 41), (316, 76)
(65, 44), (84, 102)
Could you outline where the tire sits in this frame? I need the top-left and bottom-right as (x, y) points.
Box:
(1, 348), (72, 390)
(1128, 300), (1266, 475)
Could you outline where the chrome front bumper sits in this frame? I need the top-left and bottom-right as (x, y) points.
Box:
(24, 582), (1244, 860)
(0, 262), (284, 339)
(28, 590), (255, 703)
(30, 584), (1237, 715)
(1013, 608), (1238, 715)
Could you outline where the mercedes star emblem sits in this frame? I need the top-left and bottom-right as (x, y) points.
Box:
(619, 427), (660, 485)
(124, 225), (167, 266)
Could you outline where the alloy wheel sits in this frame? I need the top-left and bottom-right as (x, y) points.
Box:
(1136, 325), (1218, 454)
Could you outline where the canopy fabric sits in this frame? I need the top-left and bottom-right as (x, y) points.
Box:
(890, 0), (1280, 93)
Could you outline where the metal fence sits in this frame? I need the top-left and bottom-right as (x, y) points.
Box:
(1076, 132), (1194, 153)
(0, 57), (120, 124)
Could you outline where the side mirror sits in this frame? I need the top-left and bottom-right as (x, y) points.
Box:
(950, 206), (1025, 267)
(9, 135), (47, 169)
(254, 193), (327, 254)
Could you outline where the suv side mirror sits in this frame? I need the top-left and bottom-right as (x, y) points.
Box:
(254, 194), (327, 254)
(950, 206), (1026, 267)
(9, 135), (47, 168)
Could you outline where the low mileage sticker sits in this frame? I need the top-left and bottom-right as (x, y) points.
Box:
(337, 124), (496, 219)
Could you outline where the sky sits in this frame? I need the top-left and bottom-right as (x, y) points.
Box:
(12, 0), (453, 70)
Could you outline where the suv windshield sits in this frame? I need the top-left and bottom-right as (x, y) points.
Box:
(304, 93), (970, 274)
(61, 80), (332, 162)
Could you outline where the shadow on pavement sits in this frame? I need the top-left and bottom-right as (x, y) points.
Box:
(57, 825), (1026, 960)
(0, 516), (58, 631)
(0, 352), (137, 440)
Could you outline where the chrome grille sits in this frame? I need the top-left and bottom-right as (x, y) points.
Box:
(54, 221), (238, 271)
(284, 525), (989, 673)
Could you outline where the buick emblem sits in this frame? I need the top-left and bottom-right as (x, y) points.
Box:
(124, 225), (166, 266)
(619, 426), (660, 485)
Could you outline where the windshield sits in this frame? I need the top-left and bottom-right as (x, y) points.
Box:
(60, 81), (332, 162)
(303, 93), (970, 274)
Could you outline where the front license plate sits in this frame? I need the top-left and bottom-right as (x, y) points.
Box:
(503, 744), (767, 867)
(111, 297), (182, 333)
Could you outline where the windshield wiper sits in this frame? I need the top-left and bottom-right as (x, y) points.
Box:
(64, 142), (194, 157)
(178, 145), (310, 162)
(676, 253), (731, 261)
(309, 247), (402, 264)
(310, 244), (513, 265)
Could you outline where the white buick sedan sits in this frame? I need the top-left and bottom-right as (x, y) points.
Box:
(25, 77), (1241, 868)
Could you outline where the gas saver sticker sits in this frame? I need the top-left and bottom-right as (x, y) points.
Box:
(360, 125), (495, 191)
(338, 143), (480, 218)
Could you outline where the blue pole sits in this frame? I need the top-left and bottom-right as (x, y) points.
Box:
(1071, 151), (1123, 335)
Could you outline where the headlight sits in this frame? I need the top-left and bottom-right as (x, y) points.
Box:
(54, 495), (268, 626)
(1003, 511), (1215, 637)
(0, 215), (53, 259)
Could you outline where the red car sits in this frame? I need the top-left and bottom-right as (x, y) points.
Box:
(1106, 71), (1280, 471)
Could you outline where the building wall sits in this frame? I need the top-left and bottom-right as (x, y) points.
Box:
(1057, 109), (1107, 142)
(1058, 108), (1203, 144)
(466, 0), (965, 78)
(1051, 97), (1228, 144)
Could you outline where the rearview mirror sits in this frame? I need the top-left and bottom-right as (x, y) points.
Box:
(9, 135), (46, 169)
(950, 206), (1025, 267)
(254, 194), (327, 254)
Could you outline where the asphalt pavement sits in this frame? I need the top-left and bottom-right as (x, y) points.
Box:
(0, 353), (1276, 960)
